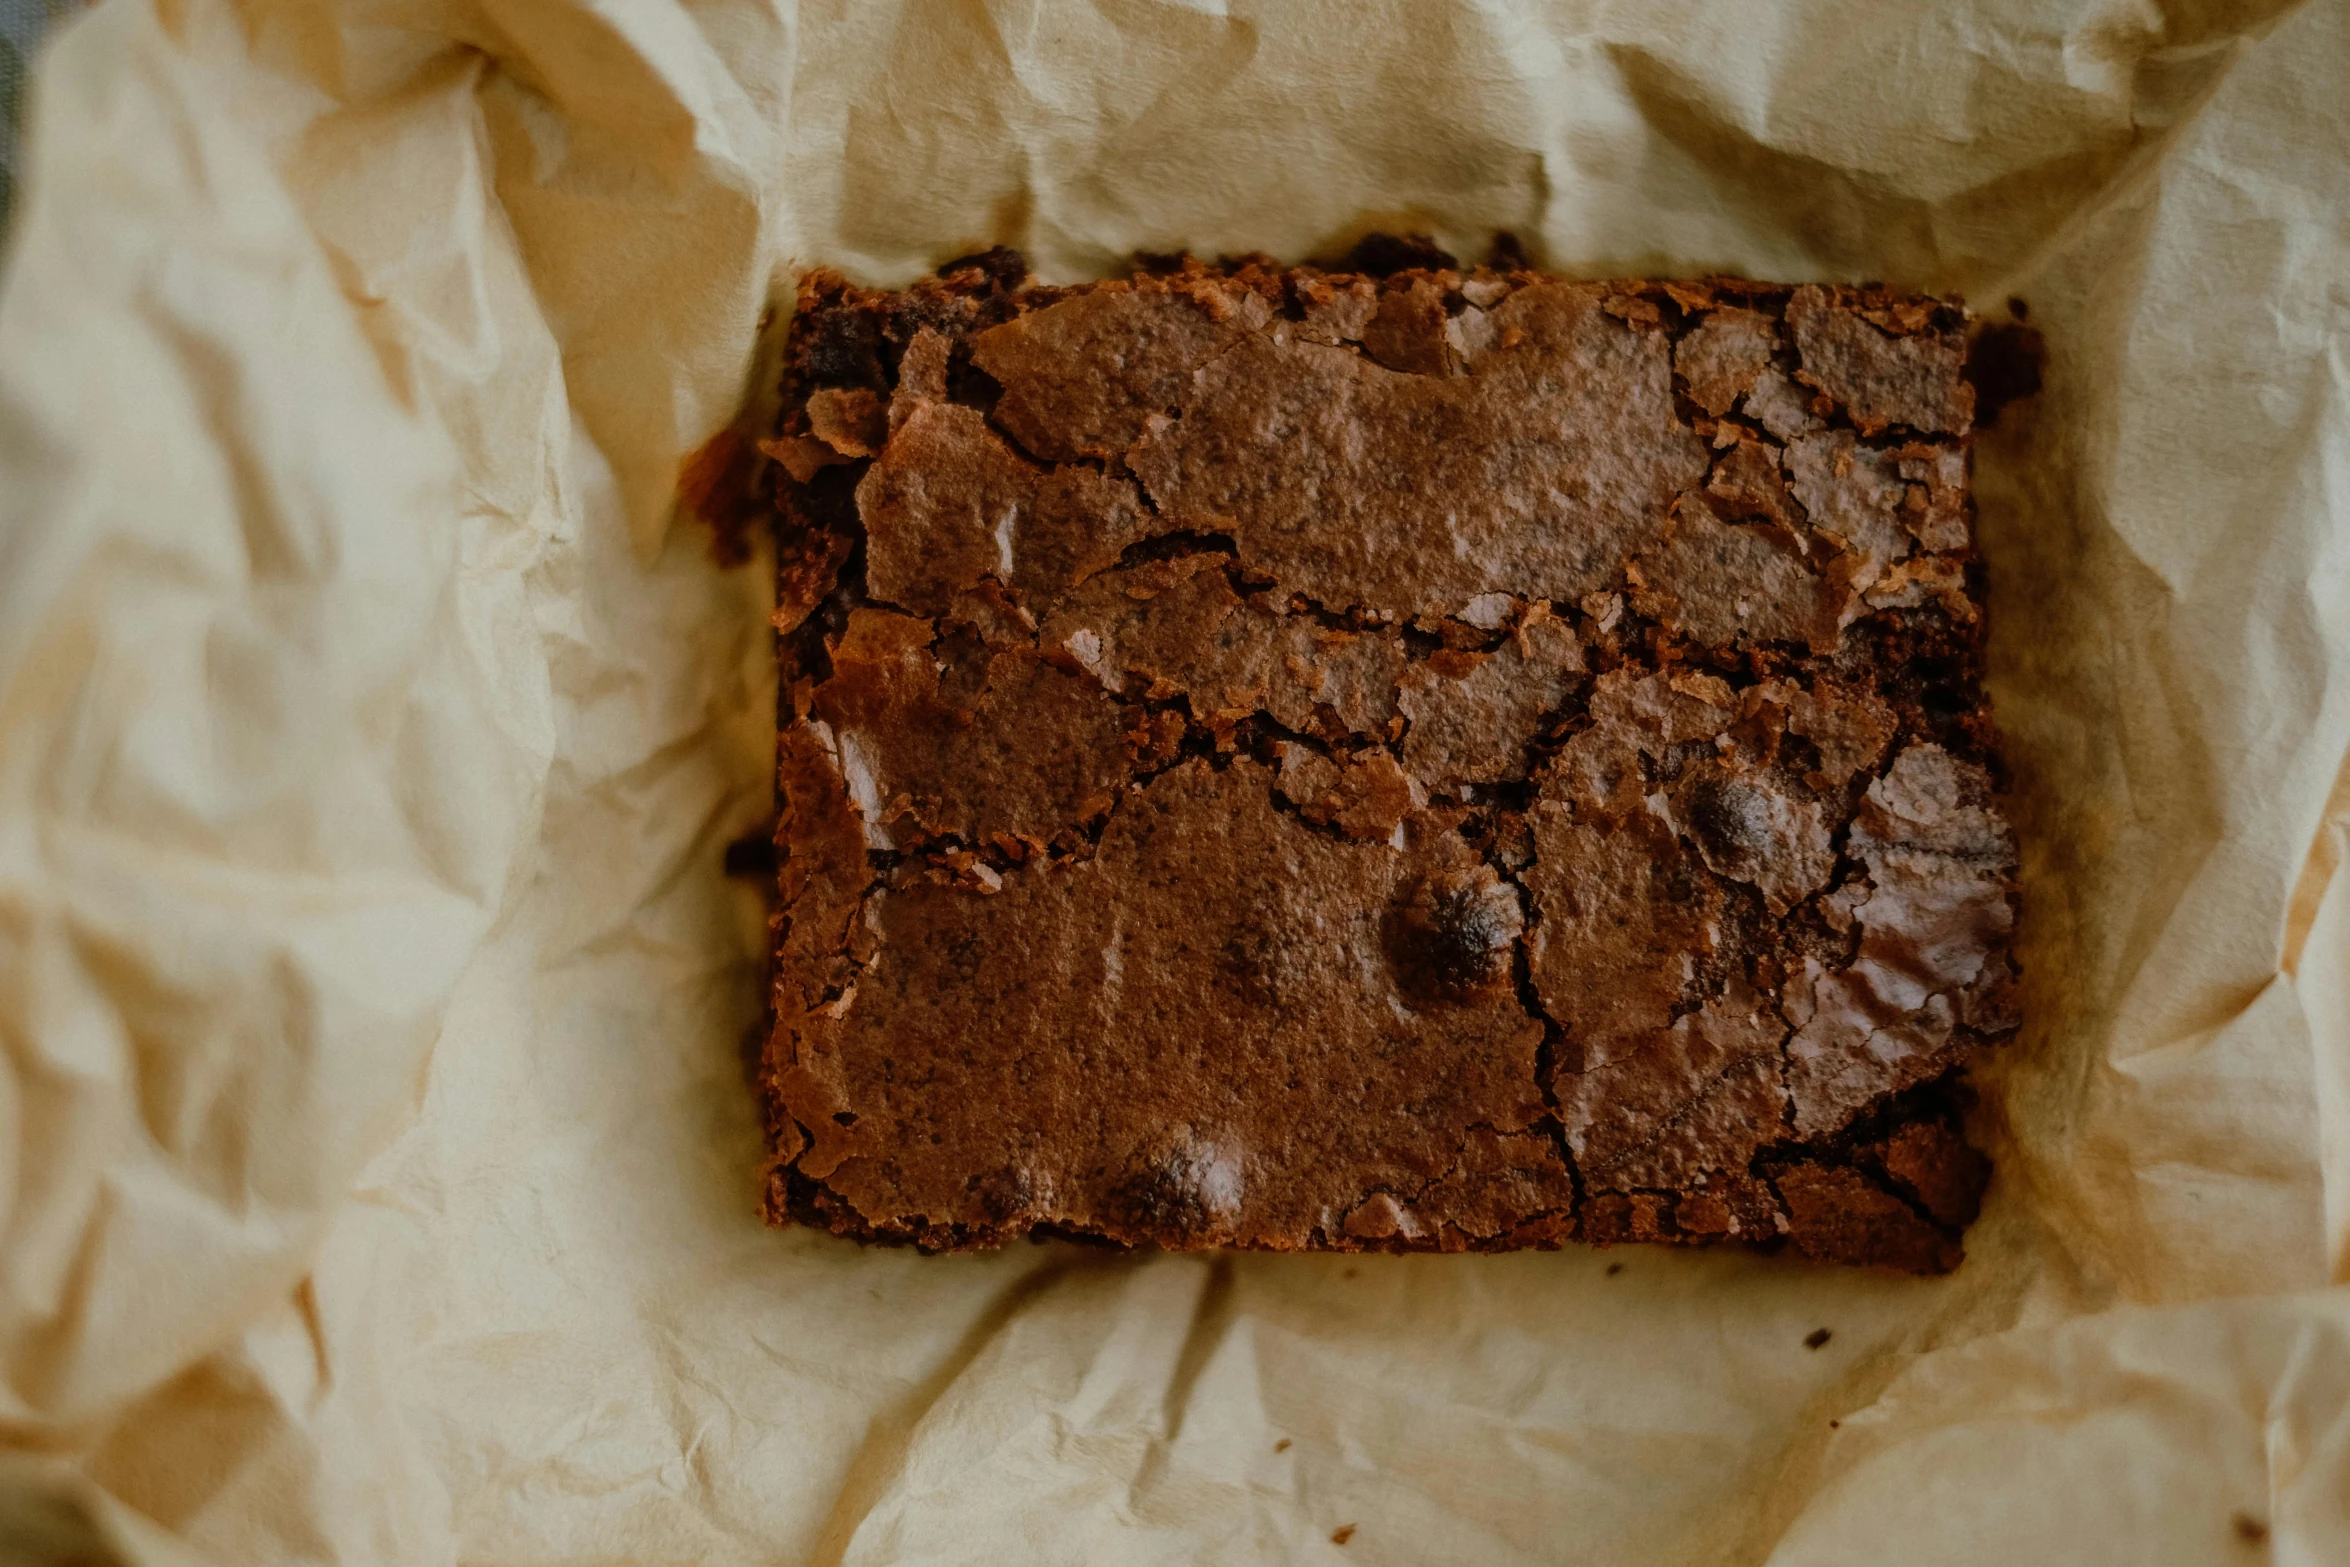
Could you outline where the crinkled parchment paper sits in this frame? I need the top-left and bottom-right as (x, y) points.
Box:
(2, 1), (2348, 1561)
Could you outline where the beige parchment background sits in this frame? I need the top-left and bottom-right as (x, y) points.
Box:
(1, 0), (2348, 1562)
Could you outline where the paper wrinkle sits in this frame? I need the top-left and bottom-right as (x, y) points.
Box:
(2299, 762), (2350, 1280)
(1761, 1290), (2350, 1563)
(5, 0), (2350, 1560)
(0, 0), (535, 1440)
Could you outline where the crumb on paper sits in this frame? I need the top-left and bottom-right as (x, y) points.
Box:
(1805, 1327), (1832, 1349)
(1332, 1524), (1357, 1545)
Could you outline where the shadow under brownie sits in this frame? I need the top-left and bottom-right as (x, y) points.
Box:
(751, 241), (2018, 1271)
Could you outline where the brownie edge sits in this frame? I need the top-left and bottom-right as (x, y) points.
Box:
(751, 244), (2018, 1271)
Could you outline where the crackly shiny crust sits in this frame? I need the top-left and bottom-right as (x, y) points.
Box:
(754, 246), (2016, 1269)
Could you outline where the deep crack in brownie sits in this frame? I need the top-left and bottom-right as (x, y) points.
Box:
(749, 238), (2019, 1271)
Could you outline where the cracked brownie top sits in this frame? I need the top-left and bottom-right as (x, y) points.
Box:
(751, 240), (2018, 1271)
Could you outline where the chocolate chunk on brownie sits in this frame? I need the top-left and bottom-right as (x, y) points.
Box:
(751, 245), (2017, 1269)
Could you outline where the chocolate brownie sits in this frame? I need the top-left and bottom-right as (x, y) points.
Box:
(749, 240), (2018, 1271)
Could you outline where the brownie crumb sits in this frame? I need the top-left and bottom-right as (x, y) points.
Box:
(935, 245), (1028, 290)
(1488, 230), (1534, 271)
(1344, 231), (1456, 276)
(1966, 322), (2045, 431)
(749, 248), (2020, 1270)
(723, 829), (778, 879)
(1804, 1327), (1832, 1349)
(1332, 1525), (1358, 1546)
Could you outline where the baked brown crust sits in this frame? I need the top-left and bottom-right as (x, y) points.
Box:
(752, 244), (2016, 1270)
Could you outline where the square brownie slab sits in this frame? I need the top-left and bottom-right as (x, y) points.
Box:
(754, 245), (2017, 1271)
